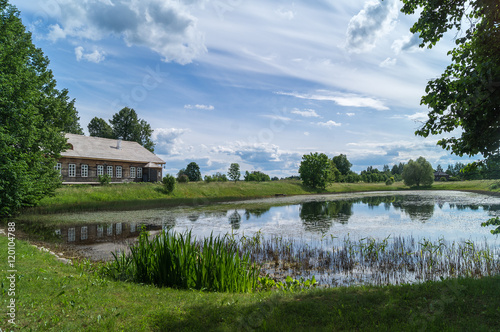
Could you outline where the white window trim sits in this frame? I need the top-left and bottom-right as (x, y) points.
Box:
(137, 167), (142, 179)
(116, 166), (122, 178)
(107, 166), (113, 177)
(81, 164), (88, 177)
(55, 163), (62, 174)
(97, 165), (104, 176)
(130, 167), (136, 178)
(68, 164), (76, 177)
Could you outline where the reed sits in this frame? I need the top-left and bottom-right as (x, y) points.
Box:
(105, 228), (260, 292)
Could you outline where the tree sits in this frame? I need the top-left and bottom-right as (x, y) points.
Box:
(185, 162), (202, 182)
(299, 153), (336, 189)
(244, 171), (271, 182)
(228, 163), (240, 182)
(108, 107), (155, 152)
(402, 157), (434, 188)
(0, 1), (81, 217)
(88, 117), (113, 138)
(402, 0), (500, 162)
(332, 154), (352, 176)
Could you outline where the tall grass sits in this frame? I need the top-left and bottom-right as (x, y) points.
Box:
(105, 228), (260, 293)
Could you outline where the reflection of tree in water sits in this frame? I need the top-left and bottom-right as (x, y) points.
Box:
(391, 196), (434, 222)
(244, 207), (272, 220)
(228, 210), (242, 230)
(299, 200), (353, 233)
(188, 214), (200, 222)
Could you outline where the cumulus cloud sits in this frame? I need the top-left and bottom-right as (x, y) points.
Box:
(316, 120), (342, 128)
(278, 91), (389, 111)
(392, 33), (423, 54)
(184, 104), (215, 110)
(291, 108), (320, 118)
(47, 0), (206, 64)
(153, 128), (189, 156)
(345, 0), (399, 53)
(75, 46), (106, 63)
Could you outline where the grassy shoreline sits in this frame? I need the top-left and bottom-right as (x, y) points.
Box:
(22, 179), (500, 215)
(2, 235), (500, 331)
(2, 179), (500, 330)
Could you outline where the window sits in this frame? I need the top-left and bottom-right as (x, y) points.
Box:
(137, 167), (142, 179)
(116, 166), (122, 178)
(54, 163), (62, 174)
(116, 223), (122, 235)
(97, 165), (104, 176)
(107, 224), (113, 236)
(68, 228), (75, 242)
(107, 166), (113, 177)
(97, 225), (103, 238)
(81, 226), (88, 240)
(130, 167), (136, 178)
(68, 164), (76, 177)
(81, 164), (88, 177)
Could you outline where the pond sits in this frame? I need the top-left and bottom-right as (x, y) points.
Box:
(17, 190), (500, 286)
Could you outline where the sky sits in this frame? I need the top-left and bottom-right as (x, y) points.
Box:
(12, 0), (478, 177)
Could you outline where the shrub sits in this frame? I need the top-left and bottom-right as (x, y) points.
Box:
(385, 177), (394, 186)
(162, 174), (176, 194)
(177, 174), (189, 183)
(98, 174), (111, 185)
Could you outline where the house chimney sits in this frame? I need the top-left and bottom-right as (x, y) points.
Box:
(117, 138), (122, 150)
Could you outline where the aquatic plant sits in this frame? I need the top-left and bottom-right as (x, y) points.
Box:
(105, 228), (260, 293)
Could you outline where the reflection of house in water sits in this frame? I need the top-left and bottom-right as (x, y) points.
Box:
(55, 223), (162, 244)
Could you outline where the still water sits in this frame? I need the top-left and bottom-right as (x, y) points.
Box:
(47, 191), (500, 246)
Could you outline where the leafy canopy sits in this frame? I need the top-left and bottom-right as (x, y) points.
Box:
(401, 0), (500, 161)
(0, 1), (82, 217)
(402, 157), (434, 188)
(298, 153), (338, 189)
(228, 163), (241, 182)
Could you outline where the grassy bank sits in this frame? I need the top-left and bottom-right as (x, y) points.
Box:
(2, 235), (500, 331)
(23, 179), (500, 215)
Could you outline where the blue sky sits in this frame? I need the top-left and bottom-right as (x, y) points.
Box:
(12, 0), (477, 177)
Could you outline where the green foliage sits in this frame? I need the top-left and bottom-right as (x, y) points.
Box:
(204, 172), (228, 183)
(244, 171), (271, 182)
(402, 0), (500, 162)
(98, 174), (111, 186)
(88, 117), (113, 138)
(481, 217), (500, 234)
(109, 107), (155, 152)
(402, 157), (434, 188)
(162, 174), (176, 194)
(258, 275), (318, 292)
(298, 153), (336, 189)
(185, 162), (202, 182)
(385, 177), (395, 186)
(332, 154), (352, 176)
(105, 229), (260, 293)
(0, 2), (83, 217)
(228, 163), (241, 182)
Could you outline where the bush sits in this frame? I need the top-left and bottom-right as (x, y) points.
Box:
(98, 174), (111, 185)
(177, 174), (189, 183)
(162, 174), (176, 194)
(385, 177), (394, 186)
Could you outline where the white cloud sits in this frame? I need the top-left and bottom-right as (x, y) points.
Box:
(184, 104), (215, 110)
(346, 113), (356, 117)
(275, 7), (295, 20)
(392, 33), (423, 54)
(46, 0), (206, 64)
(345, 0), (399, 53)
(379, 57), (397, 68)
(291, 108), (320, 118)
(278, 91), (389, 111)
(153, 128), (189, 156)
(316, 120), (342, 128)
(75, 46), (106, 63)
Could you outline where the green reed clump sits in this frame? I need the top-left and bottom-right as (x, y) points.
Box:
(104, 229), (260, 293)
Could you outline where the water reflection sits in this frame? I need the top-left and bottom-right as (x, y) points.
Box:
(229, 210), (242, 229)
(300, 201), (352, 233)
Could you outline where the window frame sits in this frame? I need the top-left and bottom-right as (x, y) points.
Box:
(107, 166), (113, 177)
(137, 167), (143, 179)
(97, 165), (104, 176)
(68, 164), (76, 177)
(81, 164), (88, 178)
(130, 166), (136, 178)
(116, 166), (122, 178)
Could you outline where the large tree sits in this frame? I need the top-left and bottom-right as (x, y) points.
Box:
(88, 117), (113, 138)
(185, 162), (202, 182)
(298, 153), (338, 189)
(332, 154), (352, 176)
(402, 157), (434, 188)
(108, 107), (155, 152)
(401, 0), (500, 162)
(0, 1), (81, 217)
(227, 163), (240, 182)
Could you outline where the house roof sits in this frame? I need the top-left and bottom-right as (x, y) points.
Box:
(434, 171), (449, 176)
(61, 133), (165, 165)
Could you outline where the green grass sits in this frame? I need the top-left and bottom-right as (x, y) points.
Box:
(22, 179), (500, 216)
(2, 235), (500, 331)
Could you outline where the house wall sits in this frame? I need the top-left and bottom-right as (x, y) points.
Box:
(58, 157), (161, 183)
